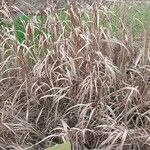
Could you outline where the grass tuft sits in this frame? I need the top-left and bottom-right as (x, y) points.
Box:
(0, 1), (150, 150)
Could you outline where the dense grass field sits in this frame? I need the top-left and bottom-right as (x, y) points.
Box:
(0, 1), (150, 150)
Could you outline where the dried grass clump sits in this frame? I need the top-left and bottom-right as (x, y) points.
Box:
(0, 1), (150, 150)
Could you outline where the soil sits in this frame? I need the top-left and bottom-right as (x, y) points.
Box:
(0, 0), (114, 16)
(0, 0), (69, 16)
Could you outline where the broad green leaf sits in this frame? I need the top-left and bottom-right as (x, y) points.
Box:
(47, 142), (71, 150)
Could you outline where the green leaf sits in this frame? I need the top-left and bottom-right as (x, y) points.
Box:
(14, 15), (30, 43)
(47, 142), (71, 150)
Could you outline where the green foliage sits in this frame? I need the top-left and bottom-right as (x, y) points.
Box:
(14, 15), (30, 43)
(109, 4), (150, 36)
(2, 4), (149, 44)
(0, 19), (11, 29)
(59, 10), (69, 27)
(47, 142), (71, 150)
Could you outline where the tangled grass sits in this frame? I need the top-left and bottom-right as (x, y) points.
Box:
(0, 1), (150, 150)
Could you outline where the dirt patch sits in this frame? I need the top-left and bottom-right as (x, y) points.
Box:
(1, 0), (68, 15)
(0, 0), (115, 15)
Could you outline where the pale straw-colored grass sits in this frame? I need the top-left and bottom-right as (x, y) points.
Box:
(0, 1), (150, 150)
